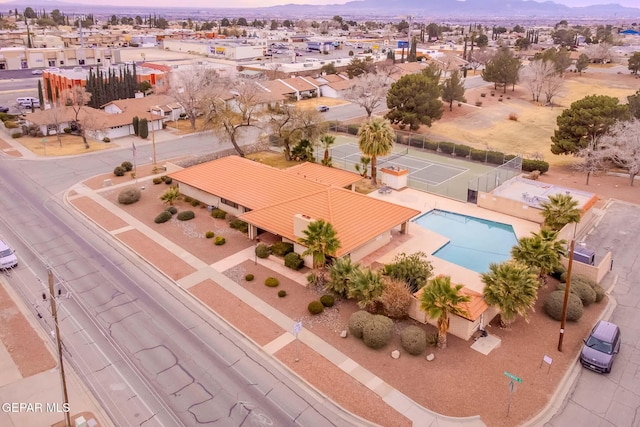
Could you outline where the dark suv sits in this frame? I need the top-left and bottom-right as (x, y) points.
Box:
(580, 320), (621, 373)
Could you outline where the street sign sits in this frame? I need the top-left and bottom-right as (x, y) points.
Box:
(504, 371), (522, 383)
(293, 321), (302, 335)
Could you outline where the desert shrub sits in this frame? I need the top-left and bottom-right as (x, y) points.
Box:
(426, 333), (439, 347)
(401, 326), (427, 355)
(475, 101), (483, 107)
(284, 252), (304, 270)
(154, 211), (172, 224)
(64, 127), (72, 134)
(481, 93), (487, 97)
(438, 141), (455, 155)
(205, 231), (215, 239)
(591, 283), (606, 303)
(245, 274), (254, 281)
(164, 177), (173, 185)
(113, 166), (125, 176)
(362, 315), (394, 349)
(256, 243), (271, 258)
(544, 290), (583, 321)
(211, 208), (227, 219)
(308, 300), (324, 315)
(214, 236), (226, 245)
(161, 175), (170, 183)
(348, 310), (372, 339)
(117, 187), (141, 205)
(103, 137), (111, 143)
(190, 199), (200, 207)
(522, 159), (549, 174)
(383, 251), (433, 293)
(508, 113), (518, 121)
(121, 161), (133, 172)
(230, 219), (249, 234)
(550, 265), (567, 281)
(265, 277), (279, 287)
(320, 294), (335, 307)
(11, 132), (22, 138)
(153, 177), (163, 185)
(347, 124), (360, 135)
(378, 279), (413, 319)
(271, 241), (294, 256)
(526, 170), (541, 180)
(165, 206), (177, 215)
(176, 210), (195, 221)
(278, 290), (287, 298)
(560, 271), (568, 283)
(558, 281), (596, 306)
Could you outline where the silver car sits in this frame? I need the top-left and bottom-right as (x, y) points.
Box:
(580, 320), (621, 373)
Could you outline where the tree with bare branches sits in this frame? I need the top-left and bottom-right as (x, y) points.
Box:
(469, 48), (493, 74)
(599, 119), (640, 186)
(521, 60), (556, 103)
(343, 73), (392, 118)
(169, 65), (218, 130)
(60, 87), (92, 148)
(269, 105), (326, 160)
(573, 139), (607, 185)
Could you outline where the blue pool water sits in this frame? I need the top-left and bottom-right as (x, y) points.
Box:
(413, 209), (518, 273)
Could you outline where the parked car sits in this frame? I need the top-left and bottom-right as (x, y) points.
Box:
(316, 105), (330, 112)
(31, 69), (43, 75)
(580, 320), (621, 373)
(0, 106), (9, 113)
(0, 239), (18, 269)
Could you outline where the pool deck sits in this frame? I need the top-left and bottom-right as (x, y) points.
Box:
(370, 187), (540, 293)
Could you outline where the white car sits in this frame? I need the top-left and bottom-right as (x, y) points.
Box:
(0, 240), (17, 269)
(31, 69), (43, 75)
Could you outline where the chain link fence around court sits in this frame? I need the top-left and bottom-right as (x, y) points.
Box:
(466, 156), (523, 203)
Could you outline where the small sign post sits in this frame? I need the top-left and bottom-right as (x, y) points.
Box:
(504, 371), (522, 417)
(540, 354), (553, 374)
(293, 321), (302, 362)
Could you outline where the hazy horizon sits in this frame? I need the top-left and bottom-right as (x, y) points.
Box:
(1, 0), (639, 10)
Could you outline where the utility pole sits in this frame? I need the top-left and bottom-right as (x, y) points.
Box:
(48, 268), (71, 427)
(558, 239), (575, 352)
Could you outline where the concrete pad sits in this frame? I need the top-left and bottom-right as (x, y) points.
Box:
(262, 333), (295, 355)
(470, 334), (501, 355)
(0, 339), (21, 387)
(176, 268), (216, 289)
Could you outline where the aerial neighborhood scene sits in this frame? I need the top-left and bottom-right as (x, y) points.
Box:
(2, 0), (640, 425)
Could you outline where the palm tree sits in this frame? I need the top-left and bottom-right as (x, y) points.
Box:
(419, 275), (470, 349)
(540, 194), (581, 231)
(357, 117), (395, 185)
(320, 134), (335, 166)
(159, 186), (180, 206)
(327, 257), (360, 297)
(347, 267), (385, 310)
(481, 261), (539, 328)
(511, 234), (560, 282)
(298, 219), (341, 270)
(534, 228), (567, 259)
(354, 156), (371, 178)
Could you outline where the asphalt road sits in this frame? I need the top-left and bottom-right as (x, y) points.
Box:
(0, 134), (361, 427)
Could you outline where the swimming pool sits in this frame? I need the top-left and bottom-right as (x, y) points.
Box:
(413, 209), (518, 273)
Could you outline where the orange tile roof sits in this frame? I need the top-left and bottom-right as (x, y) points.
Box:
(169, 156), (419, 257)
(284, 162), (361, 188)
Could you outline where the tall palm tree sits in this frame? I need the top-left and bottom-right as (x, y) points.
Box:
(511, 234), (560, 282)
(540, 194), (581, 231)
(357, 117), (395, 185)
(534, 228), (567, 259)
(298, 219), (341, 270)
(347, 267), (385, 310)
(327, 257), (360, 297)
(420, 275), (470, 349)
(320, 134), (335, 166)
(481, 261), (539, 328)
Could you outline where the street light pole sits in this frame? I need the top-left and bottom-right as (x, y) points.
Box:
(49, 268), (71, 427)
(558, 239), (575, 352)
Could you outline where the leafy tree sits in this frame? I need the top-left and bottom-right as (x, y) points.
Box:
(386, 72), (443, 131)
(347, 267), (385, 310)
(539, 193), (581, 231)
(629, 52), (640, 75)
(512, 25), (525, 33)
(346, 56), (374, 79)
(396, 19), (409, 33)
(298, 219), (341, 270)
(37, 80), (44, 110)
(407, 36), (417, 62)
(420, 275), (470, 349)
(575, 53), (590, 75)
(139, 118), (149, 139)
(237, 17), (248, 26)
(599, 119), (640, 186)
(320, 63), (337, 75)
(476, 34), (489, 48)
(383, 251), (433, 293)
(482, 47), (521, 93)
(220, 18), (230, 27)
(550, 95), (630, 155)
(327, 256), (359, 297)
(270, 20), (278, 30)
(628, 90), (640, 120)
(440, 70), (466, 111)
(515, 37), (531, 51)
(357, 117), (395, 185)
(511, 234), (561, 281)
(482, 261), (539, 328)
(23, 7), (36, 19)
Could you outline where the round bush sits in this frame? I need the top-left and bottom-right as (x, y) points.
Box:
(153, 177), (163, 185)
(214, 236), (226, 245)
(165, 206), (177, 215)
(362, 315), (394, 349)
(205, 231), (215, 239)
(121, 161), (133, 172)
(308, 300), (324, 315)
(154, 211), (172, 224)
(211, 208), (227, 219)
(117, 187), (141, 205)
(320, 294), (335, 307)
(265, 277), (280, 287)
(284, 252), (304, 270)
(176, 210), (195, 221)
(348, 311), (373, 339)
(544, 290), (583, 321)
(103, 137), (111, 143)
(557, 280), (596, 306)
(592, 283), (606, 303)
(401, 326), (427, 356)
(113, 166), (125, 176)
(278, 290), (287, 298)
(164, 177), (173, 185)
(256, 243), (271, 259)
(271, 241), (294, 256)
(245, 274), (254, 281)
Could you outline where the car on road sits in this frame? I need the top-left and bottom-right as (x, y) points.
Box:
(0, 239), (18, 269)
(0, 106), (9, 113)
(31, 69), (43, 75)
(580, 320), (621, 373)
(316, 105), (330, 112)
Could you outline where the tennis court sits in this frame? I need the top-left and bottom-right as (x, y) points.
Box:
(322, 143), (468, 186)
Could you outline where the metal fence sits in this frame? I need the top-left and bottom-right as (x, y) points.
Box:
(466, 155), (523, 203)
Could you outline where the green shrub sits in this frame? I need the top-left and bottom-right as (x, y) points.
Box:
(271, 241), (294, 256)
(11, 132), (22, 138)
(426, 332), (439, 347)
(190, 199), (200, 207)
(153, 177), (163, 185)
(308, 300), (324, 315)
(284, 252), (304, 270)
(362, 315), (394, 349)
(165, 206), (177, 215)
(558, 281), (596, 306)
(438, 141), (455, 155)
(164, 177), (172, 185)
(121, 161), (133, 172)
(320, 294), (335, 307)
(176, 210), (195, 221)
(550, 265), (566, 281)
(113, 166), (126, 176)
(205, 231), (215, 239)
(265, 277), (279, 287)
(214, 236), (226, 245)
(245, 274), (254, 281)
(544, 290), (583, 321)
(64, 127), (72, 134)
(160, 175), (170, 183)
(522, 159), (549, 174)
(347, 124), (360, 135)
(117, 187), (141, 205)
(256, 243), (271, 258)
(139, 118), (149, 139)
(401, 325), (427, 355)
(211, 208), (227, 219)
(591, 283), (606, 303)
(278, 290), (287, 298)
(154, 211), (172, 224)
(348, 311), (373, 339)
(103, 137), (111, 143)
(230, 219), (248, 234)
